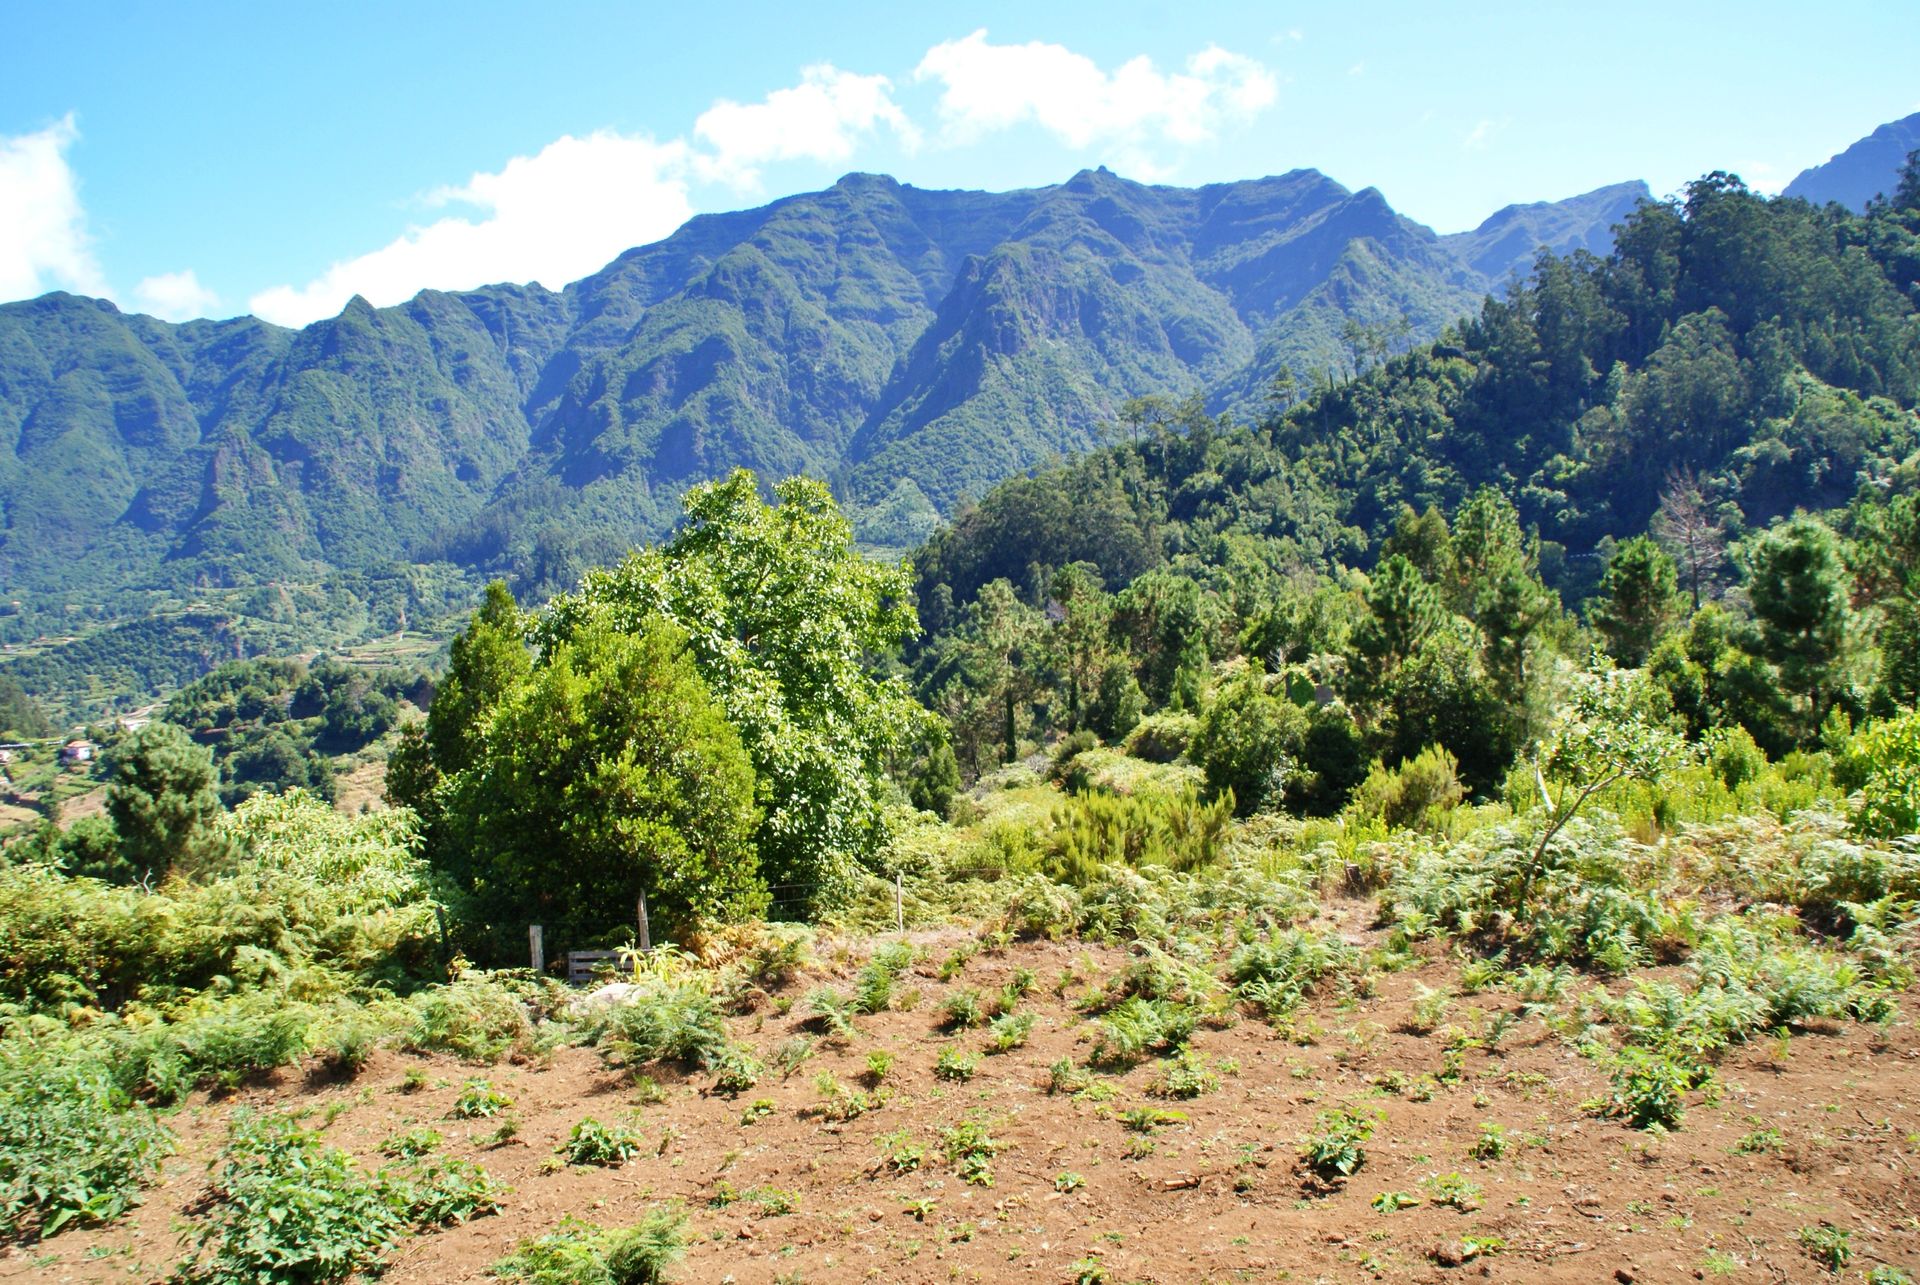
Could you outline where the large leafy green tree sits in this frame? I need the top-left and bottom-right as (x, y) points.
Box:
(442, 620), (762, 948)
(543, 471), (926, 906)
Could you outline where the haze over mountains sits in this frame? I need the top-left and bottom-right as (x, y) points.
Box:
(0, 166), (1644, 606)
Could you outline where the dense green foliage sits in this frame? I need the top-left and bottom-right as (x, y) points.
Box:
(542, 472), (928, 908)
(440, 619), (763, 946)
(162, 656), (423, 805)
(0, 153), (1917, 1280)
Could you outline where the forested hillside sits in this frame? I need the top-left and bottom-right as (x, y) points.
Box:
(908, 164), (1920, 796)
(0, 169), (1634, 636)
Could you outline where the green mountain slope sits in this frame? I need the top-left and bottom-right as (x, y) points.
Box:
(0, 167), (1637, 657)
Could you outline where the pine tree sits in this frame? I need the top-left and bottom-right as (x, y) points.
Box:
(1592, 536), (1680, 667)
(105, 722), (225, 883)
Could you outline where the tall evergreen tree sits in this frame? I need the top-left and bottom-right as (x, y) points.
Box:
(1749, 517), (1855, 736)
(1592, 536), (1680, 667)
(105, 722), (225, 883)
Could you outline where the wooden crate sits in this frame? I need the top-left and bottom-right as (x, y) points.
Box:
(565, 950), (622, 986)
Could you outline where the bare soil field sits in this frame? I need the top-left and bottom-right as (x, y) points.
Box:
(11, 925), (1918, 1285)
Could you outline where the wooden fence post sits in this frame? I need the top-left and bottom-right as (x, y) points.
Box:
(529, 924), (543, 972)
(895, 873), (905, 934)
(637, 891), (652, 953)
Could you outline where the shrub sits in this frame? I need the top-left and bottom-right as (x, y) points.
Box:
(941, 1119), (1002, 1187)
(1299, 1107), (1377, 1181)
(406, 977), (531, 1063)
(854, 942), (915, 1014)
(599, 981), (731, 1070)
(1601, 1047), (1698, 1129)
(1228, 930), (1358, 1018)
(564, 1117), (644, 1167)
(1422, 1171), (1483, 1210)
(1347, 746), (1465, 831)
(740, 927), (813, 990)
(1125, 712), (1200, 763)
(1706, 726), (1768, 790)
(177, 1110), (400, 1284)
(1148, 1049), (1222, 1099)
(1846, 710), (1920, 838)
(942, 988), (989, 1030)
(807, 1072), (878, 1122)
(875, 1128), (922, 1173)
(1118, 1105), (1187, 1133)
(494, 1208), (689, 1285)
(1089, 997), (1197, 1068)
(1795, 1223), (1852, 1273)
(803, 986), (862, 1040)
(710, 1049), (762, 1096)
(173, 997), (313, 1092)
(985, 1011), (1035, 1053)
(380, 1127), (443, 1159)
(453, 1079), (514, 1120)
(313, 1006), (387, 1078)
(385, 1155), (503, 1227)
(1050, 729), (1100, 786)
(934, 1048), (980, 1082)
(0, 1044), (171, 1239)
(998, 876), (1082, 940)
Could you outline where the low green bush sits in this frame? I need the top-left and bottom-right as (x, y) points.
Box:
(564, 1117), (643, 1167)
(494, 1208), (689, 1285)
(0, 1041), (171, 1239)
(598, 981), (730, 1071)
(1228, 929), (1357, 1018)
(1088, 997), (1197, 1068)
(405, 976), (531, 1063)
(176, 1110), (400, 1284)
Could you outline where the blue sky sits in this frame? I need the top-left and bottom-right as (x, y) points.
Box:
(3, 0), (1917, 326)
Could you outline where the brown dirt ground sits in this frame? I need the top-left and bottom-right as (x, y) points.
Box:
(8, 923), (1919, 1285)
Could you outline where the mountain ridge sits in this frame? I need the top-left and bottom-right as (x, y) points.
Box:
(0, 167), (1644, 618)
(1784, 111), (1920, 211)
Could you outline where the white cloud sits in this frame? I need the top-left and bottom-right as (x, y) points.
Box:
(249, 131), (693, 327)
(1462, 118), (1504, 152)
(0, 114), (108, 302)
(1738, 160), (1787, 195)
(1348, 61), (1366, 77)
(133, 269), (218, 321)
(694, 64), (918, 190)
(914, 30), (1277, 162)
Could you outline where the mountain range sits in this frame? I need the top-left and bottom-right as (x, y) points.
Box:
(0, 167), (1648, 611)
(1783, 111), (1920, 211)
